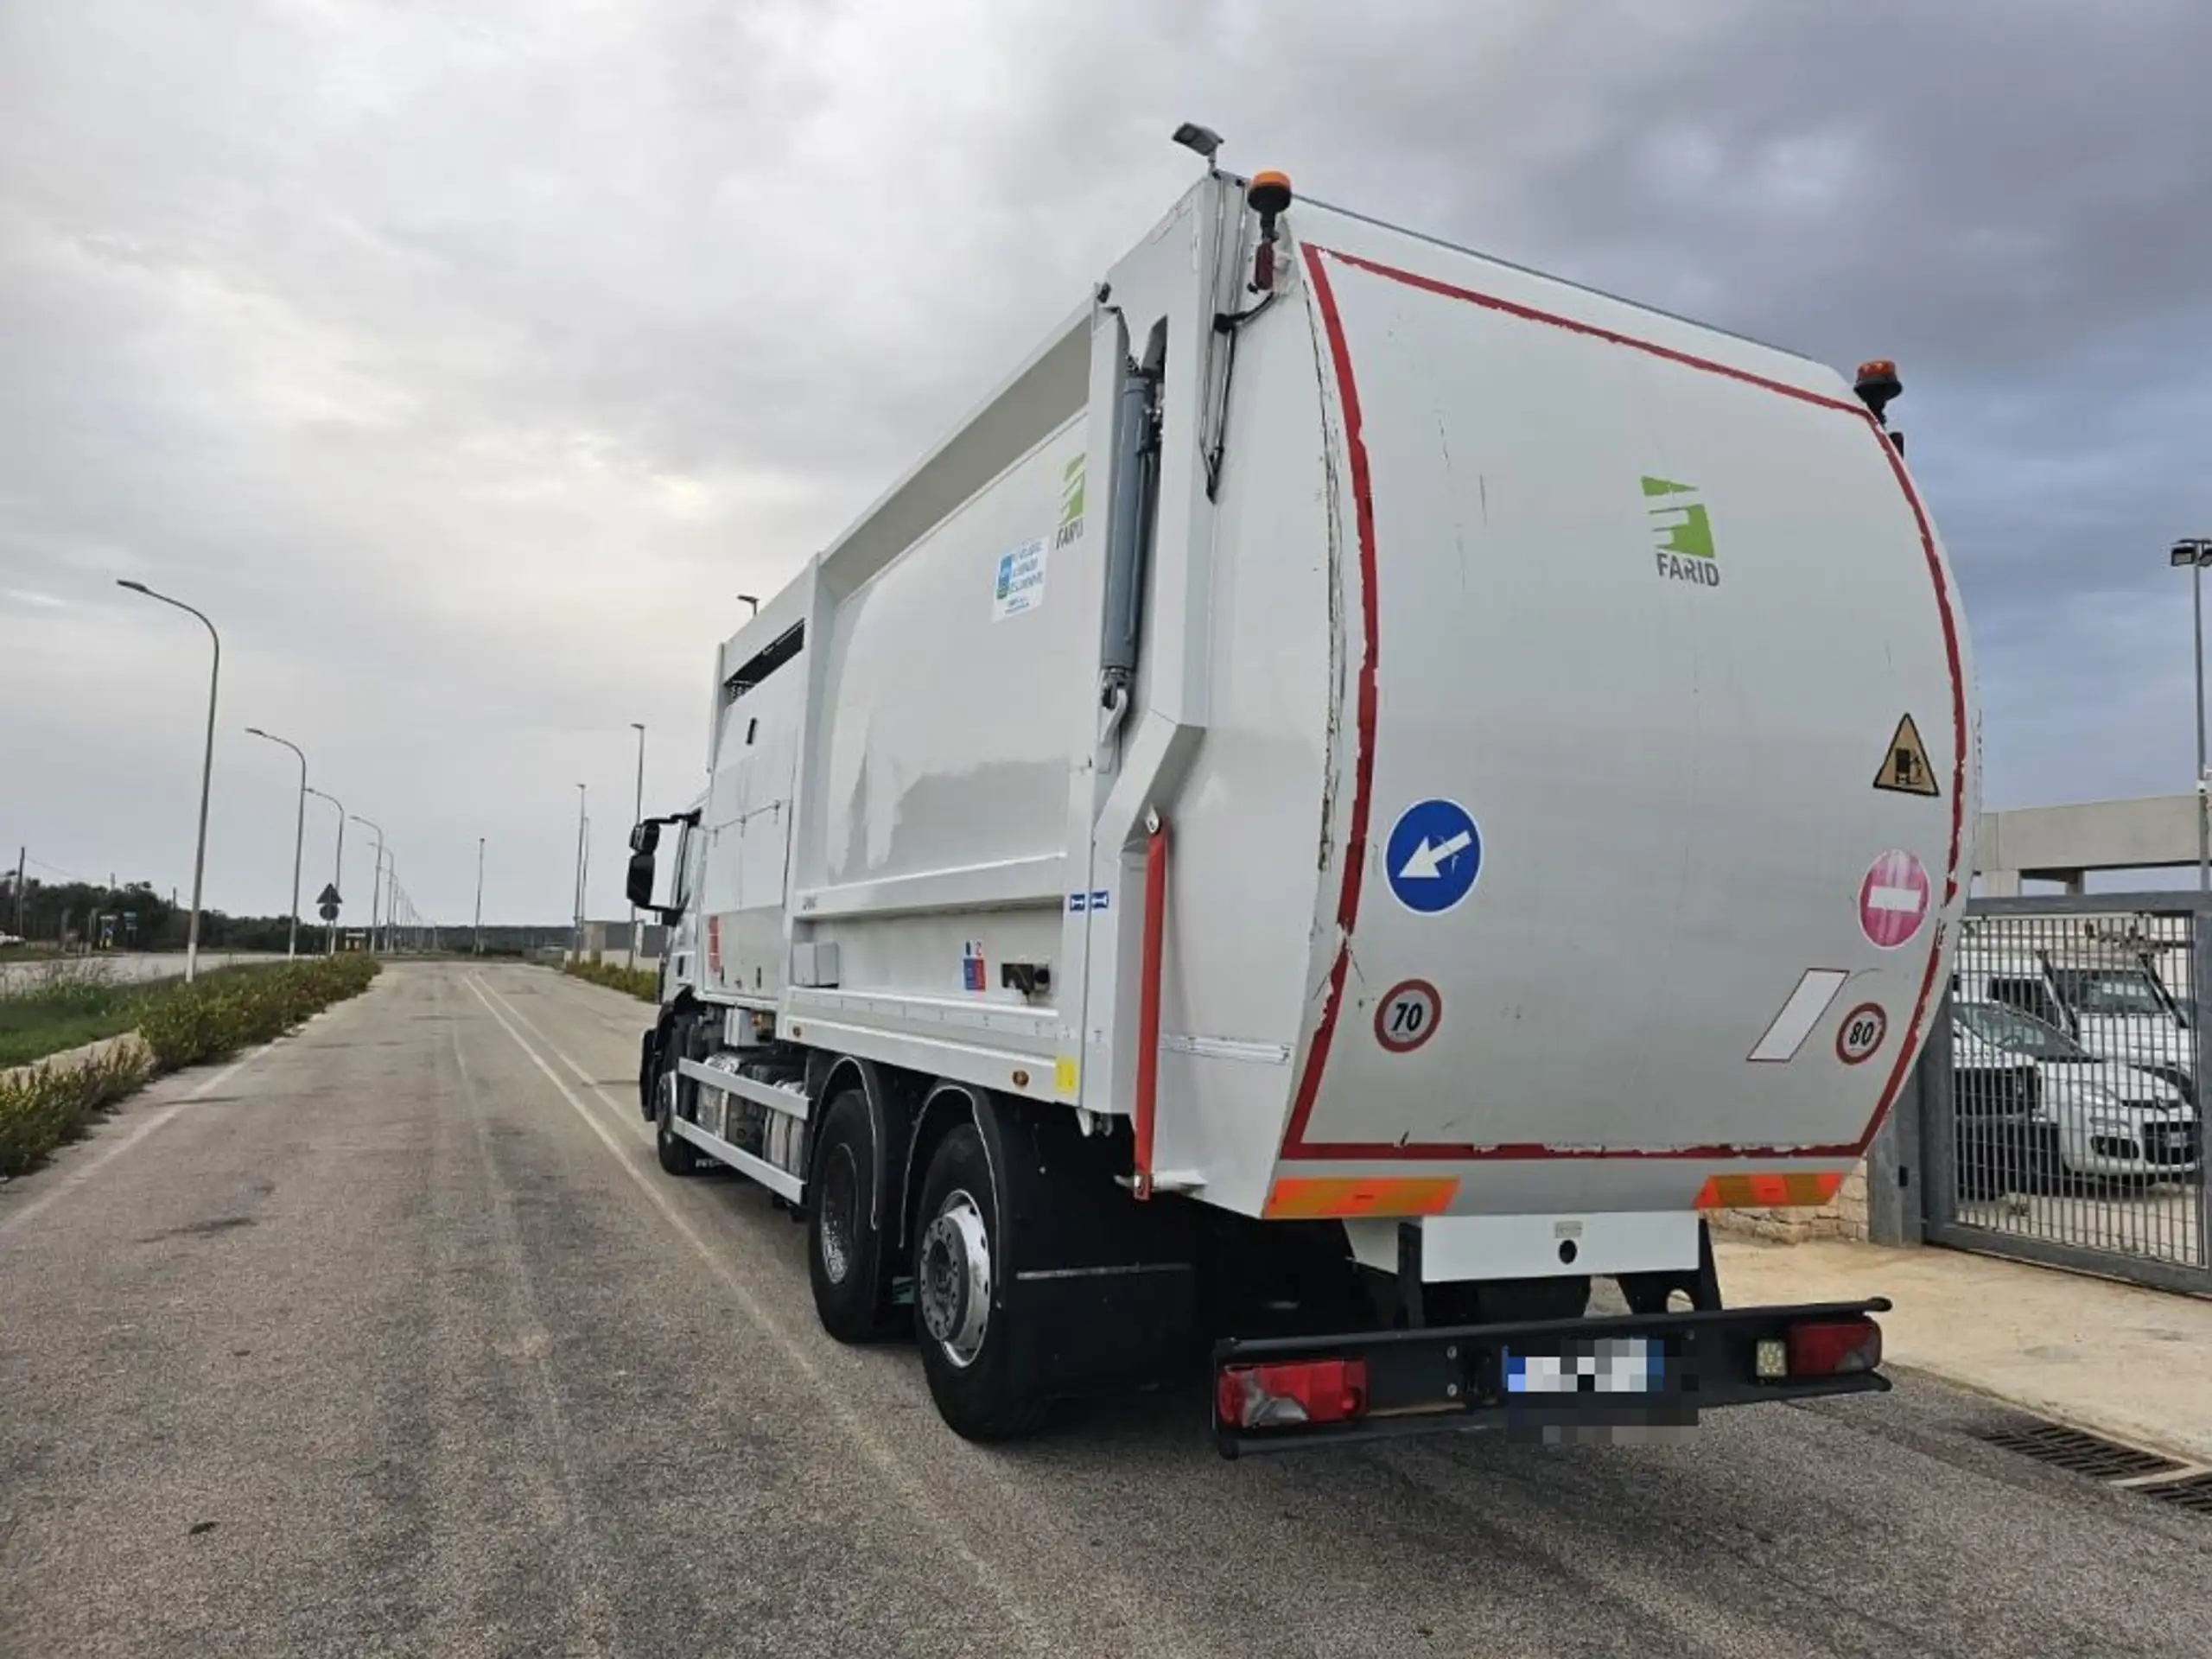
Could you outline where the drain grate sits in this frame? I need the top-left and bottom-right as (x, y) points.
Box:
(1974, 1421), (2184, 1482)
(2138, 1472), (2212, 1516)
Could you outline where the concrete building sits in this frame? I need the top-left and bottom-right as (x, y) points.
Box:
(1978, 792), (2202, 893)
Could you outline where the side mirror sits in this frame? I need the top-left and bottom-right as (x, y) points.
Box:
(625, 848), (657, 909)
(629, 820), (661, 855)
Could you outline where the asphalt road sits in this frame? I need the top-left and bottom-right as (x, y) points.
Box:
(3, 962), (2208, 1658)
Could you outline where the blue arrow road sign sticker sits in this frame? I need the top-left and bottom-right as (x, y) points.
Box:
(1383, 798), (1483, 914)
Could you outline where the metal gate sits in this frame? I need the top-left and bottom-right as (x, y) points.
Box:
(1923, 893), (2211, 1294)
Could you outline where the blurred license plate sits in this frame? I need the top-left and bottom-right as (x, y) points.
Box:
(1504, 1337), (1663, 1395)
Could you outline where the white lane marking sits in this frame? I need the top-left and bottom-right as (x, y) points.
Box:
(1746, 969), (1851, 1064)
(1867, 884), (1922, 912)
(459, 972), (1056, 1659)
(0, 1041), (279, 1240)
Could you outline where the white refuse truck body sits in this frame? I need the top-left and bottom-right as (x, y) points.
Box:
(627, 162), (1978, 1451)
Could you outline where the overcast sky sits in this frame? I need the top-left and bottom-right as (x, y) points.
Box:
(3, 1), (2209, 926)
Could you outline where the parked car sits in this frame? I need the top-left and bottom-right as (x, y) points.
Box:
(1950, 1001), (2199, 1197)
(1953, 946), (2194, 1102)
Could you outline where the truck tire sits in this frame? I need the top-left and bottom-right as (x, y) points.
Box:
(654, 1066), (701, 1177)
(809, 1090), (895, 1342)
(912, 1122), (1047, 1441)
(639, 1027), (662, 1122)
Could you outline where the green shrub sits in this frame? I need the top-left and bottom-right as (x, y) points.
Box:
(0, 957), (378, 1179)
(0, 1039), (153, 1178)
(563, 960), (659, 1001)
(137, 956), (382, 1071)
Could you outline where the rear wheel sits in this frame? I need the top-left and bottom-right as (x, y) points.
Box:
(913, 1122), (1047, 1441)
(809, 1090), (896, 1342)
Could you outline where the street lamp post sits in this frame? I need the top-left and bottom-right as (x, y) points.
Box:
(350, 816), (386, 954)
(474, 836), (486, 957)
(306, 787), (345, 955)
(628, 722), (645, 970)
(117, 580), (219, 982)
(2172, 540), (2212, 893)
(245, 727), (307, 958)
(572, 784), (588, 967)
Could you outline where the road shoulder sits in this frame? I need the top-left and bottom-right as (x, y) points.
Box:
(1717, 1234), (2212, 1466)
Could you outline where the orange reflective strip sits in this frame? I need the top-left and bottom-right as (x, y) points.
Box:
(1694, 1171), (1844, 1210)
(1264, 1175), (1459, 1220)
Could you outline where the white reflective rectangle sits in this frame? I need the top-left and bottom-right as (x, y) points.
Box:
(1747, 969), (1851, 1063)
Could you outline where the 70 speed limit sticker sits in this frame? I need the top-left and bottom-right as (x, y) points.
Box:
(1375, 979), (1443, 1054)
(1834, 1001), (1888, 1065)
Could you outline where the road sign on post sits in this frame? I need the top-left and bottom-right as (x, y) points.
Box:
(317, 901), (340, 923)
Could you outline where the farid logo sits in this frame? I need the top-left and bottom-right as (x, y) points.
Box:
(1643, 475), (1719, 588)
(1055, 453), (1086, 549)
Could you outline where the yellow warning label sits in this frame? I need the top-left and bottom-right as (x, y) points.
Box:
(1053, 1056), (1078, 1096)
(1872, 713), (1940, 798)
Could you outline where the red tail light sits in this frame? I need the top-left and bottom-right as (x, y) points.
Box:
(1786, 1318), (1883, 1377)
(1216, 1358), (1370, 1429)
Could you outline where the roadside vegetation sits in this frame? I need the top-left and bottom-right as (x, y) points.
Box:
(564, 960), (658, 1001)
(0, 956), (380, 1179)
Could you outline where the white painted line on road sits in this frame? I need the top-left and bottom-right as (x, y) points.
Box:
(459, 972), (1058, 1658)
(0, 1040), (279, 1240)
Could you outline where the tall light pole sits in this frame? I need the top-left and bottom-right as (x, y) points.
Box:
(307, 787), (344, 955)
(2173, 540), (2212, 893)
(350, 816), (385, 954)
(572, 783), (588, 967)
(245, 727), (307, 957)
(117, 580), (219, 982)
(474, 836), (486, 957)
(628, 722), (645, 969)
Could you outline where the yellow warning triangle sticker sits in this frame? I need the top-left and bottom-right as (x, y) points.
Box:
(1872, 713), (1939, 798)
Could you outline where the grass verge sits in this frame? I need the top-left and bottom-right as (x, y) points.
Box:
(0, 963), (278, 1069)
(564, 960), (659, 1001)
(0, 956), (381, 1179)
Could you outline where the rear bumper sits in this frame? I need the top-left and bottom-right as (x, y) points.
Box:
(1211, 1297), (1891, 1459)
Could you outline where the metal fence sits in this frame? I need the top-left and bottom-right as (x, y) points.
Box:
(1923, 893), (2210, 1294)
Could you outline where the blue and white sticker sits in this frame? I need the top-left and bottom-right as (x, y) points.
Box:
(1383, 798), (1483, 915)
(992, 537), (1048, 621)
(1090, 888), (1109, 912)
(1068, 892), (1088, 912)
(1067, 889), (1112, 913)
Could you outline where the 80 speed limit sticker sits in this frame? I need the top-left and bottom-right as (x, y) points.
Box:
(1834, 1001), (1888, 1065)
(1375, 979), (1443, 1054)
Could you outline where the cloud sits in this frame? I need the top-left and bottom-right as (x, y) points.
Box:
(3, 0), (2208, 922)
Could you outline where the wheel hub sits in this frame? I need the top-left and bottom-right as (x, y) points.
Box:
(918, 1191), (991, 1368)
(658, 1068), (680, 1133)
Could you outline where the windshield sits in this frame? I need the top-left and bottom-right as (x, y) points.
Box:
(1955, 1001), (2092, 1061)
(2048, 967), (2173, 1020)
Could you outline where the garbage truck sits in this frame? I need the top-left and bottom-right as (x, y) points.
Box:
(625, 154), (1977, 1454)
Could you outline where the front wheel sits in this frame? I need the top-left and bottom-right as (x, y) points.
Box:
(913, 1122), (1047, 1442)
(655, 1065), (701, 1177)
